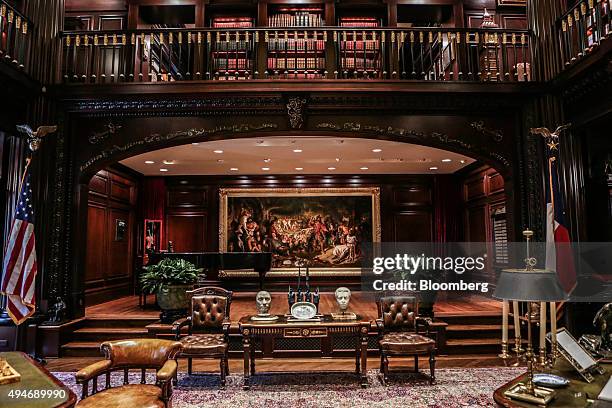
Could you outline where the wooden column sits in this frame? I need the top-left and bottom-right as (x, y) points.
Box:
(527, 0), (564, 81)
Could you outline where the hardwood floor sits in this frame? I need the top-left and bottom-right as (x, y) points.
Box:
(85, 292), (501, 320)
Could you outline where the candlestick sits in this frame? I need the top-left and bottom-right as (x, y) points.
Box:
(512, 301), (523, 353)
(550, 301), (558, 363)
(502, 300), (509, 343)
(539, 301), (547, 366)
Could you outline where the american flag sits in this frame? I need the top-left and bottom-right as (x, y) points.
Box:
(1, 167), (37, 325)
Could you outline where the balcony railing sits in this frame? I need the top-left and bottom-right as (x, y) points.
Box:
(558, 0), (611, 67)
(0, 1), (32, 73)
(60, 27), (532, 84)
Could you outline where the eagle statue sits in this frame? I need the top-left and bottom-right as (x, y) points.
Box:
(16, 124), (57, 152)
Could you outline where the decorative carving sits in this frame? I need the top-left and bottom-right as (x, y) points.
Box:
(79, 122), (278, 172)
(287, 97), (307, 129)
(470, 120), (504, 142)
(16, 125), (57, 151)
(89, 122), (122, 144)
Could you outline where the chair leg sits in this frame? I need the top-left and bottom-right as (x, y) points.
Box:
(224, 354), (230, 376)
(187, 358), (193, 375)
(220, 357), (226, 387)
(414, 355), (419, 373)
(429, 351), (436, 384)
(383, 354), (390, 385)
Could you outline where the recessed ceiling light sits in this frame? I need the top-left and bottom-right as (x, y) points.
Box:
(192, 142), (199, 145)
(230, 168), (239, 171)
(262, 167), (270, 171)
(217, 159), (224, 163)
(263, 158), (272, 163)
(160, 168), (169, 172)
(429, 166), (438, 170)
(335, 158), (340, 162)
(295, 167), (304, 171)
(328, 167), (336, 171)
(360, 166), (369, 170)
(293, 149), (302, 153)
(372, 148), (382, 153)
(213, 150), (224, 154)
(162, 160), (175, 165)
(442, 159), (452, 162)
(144, 160), (155, 164)
(460, 159), (466, 164)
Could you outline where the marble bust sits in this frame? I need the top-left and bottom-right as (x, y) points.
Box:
(256, 290), (272, 316)
(335, 287), (351, 313)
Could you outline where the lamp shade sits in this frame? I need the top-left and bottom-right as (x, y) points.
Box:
(493, 268), (568, 302)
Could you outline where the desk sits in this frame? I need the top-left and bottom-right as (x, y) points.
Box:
(494, 361), (611, 407)
(239, 315), (370, 389)
(0, 352), (76, 408)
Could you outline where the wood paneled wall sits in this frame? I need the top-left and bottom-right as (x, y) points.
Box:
(85, 167), (138, 305)
(139, 174), (444, 282)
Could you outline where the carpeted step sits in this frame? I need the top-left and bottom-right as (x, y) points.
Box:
(61, 341), (104, 357)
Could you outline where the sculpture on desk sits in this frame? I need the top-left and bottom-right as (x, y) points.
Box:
(287, 260), (320, 316)
(580, 303), (612, 358)
(251, 290), (278, 321)
(331, 287), (356, 320)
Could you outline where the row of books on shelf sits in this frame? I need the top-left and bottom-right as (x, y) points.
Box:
(338, 17), (381, 28)
(211, 17), (254, 28)
(267, 39), (325, 52)
(268, 13), (323, 27)
(267, 57), (325, 70)
(340, 40), (380, 51)
(213, 59), (251, 70)
(212, 42), (252, 51)
(340, 58), (380, 70)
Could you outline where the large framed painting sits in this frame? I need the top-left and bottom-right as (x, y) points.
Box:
(219, 187), (381, 277)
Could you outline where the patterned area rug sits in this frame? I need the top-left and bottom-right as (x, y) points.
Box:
(53, 367), (523, 408)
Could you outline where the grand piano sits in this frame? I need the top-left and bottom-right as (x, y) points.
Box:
(147, 252), (273, 289)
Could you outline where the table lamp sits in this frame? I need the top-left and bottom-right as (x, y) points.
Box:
(493, 230), (568, 405)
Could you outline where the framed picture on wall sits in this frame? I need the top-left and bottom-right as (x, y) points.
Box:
(219, 187), (381, 278)
(115, 219), (127, 241)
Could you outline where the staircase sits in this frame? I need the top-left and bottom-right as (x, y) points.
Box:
(60, 317), (158, 357)
(58, 313), (510, 358)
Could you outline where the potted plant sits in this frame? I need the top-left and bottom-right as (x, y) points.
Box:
(140, 258), (201, 319)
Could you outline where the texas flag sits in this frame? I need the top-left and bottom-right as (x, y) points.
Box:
(543, 134), (576, 294)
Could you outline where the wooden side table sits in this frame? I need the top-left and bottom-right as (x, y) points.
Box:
(239, 315), (370, 389)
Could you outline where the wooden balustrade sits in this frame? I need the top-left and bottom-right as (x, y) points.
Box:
(558, 0), (611, 67)
(0, 1), (32, 73)
(60, 27), (533, 84)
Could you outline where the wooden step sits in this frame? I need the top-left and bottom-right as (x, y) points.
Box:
(445, 324), (514, 339)
(72, 327), (150, 342)
(61, 341), (103, 357)
(83, 316), (159, 328)
(446, 337), (527, 354)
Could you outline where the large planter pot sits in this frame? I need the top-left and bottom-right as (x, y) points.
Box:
(156, 284), (192, 313)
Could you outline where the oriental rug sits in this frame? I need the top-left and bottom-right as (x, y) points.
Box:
(53, 367), (524, 408)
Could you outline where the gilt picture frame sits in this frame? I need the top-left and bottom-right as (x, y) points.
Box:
(219, 187), (381, 278)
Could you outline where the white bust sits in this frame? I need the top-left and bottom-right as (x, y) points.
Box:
(335, 287), (351, 313)
(255, 290), (272, 316)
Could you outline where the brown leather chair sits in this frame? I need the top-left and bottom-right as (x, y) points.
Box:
(376, 296), (436, 385)
(173, 286), (232, 385)
(75, 338), (183, 408)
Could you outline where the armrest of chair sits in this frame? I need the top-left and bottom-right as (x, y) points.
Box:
(173, 317), (192, 339)
(156, 359), (178, 383)
(416, 316), (432, 335)
(222, 319), (231, 342)
(375, 318), (384, 334)
(75, 359), (112, 383)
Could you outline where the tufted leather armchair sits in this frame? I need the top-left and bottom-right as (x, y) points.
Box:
(173, 286), (232, 386)
(75, 338), (183, 408)
(376, 296), (436, 385)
